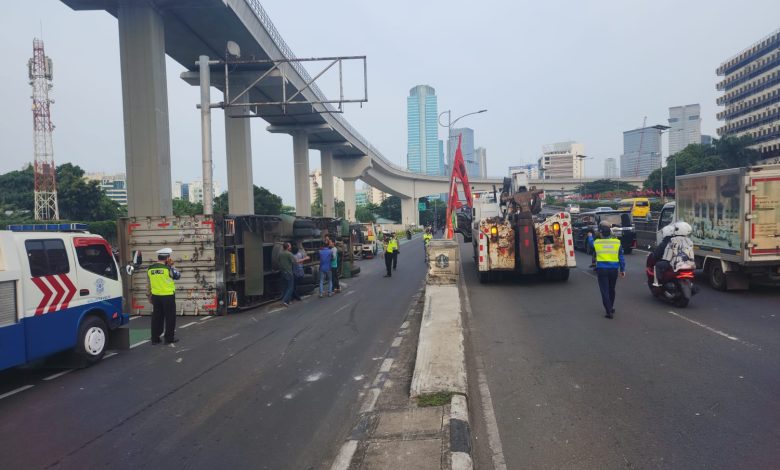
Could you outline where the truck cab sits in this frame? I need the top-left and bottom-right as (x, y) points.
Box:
(0, 224), (128, 371)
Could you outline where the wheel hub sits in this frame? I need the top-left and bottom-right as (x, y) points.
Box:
(84, 326), (106, 356)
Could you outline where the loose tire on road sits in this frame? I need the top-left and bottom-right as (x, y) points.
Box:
(75, 315), (108, 365)
(708, 262), (727, 291)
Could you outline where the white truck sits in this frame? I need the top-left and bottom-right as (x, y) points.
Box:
(0, 224), (128, 371)
(657, 164), (780, 290)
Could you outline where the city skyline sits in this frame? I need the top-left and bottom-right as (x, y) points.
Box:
(406, 85), (443, 176)
(2, 2), (778, 205)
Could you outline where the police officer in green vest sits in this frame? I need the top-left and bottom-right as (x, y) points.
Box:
(147, 248), (181, 344)
(589, 223), (626, 319)
(384, 233), (399, 277)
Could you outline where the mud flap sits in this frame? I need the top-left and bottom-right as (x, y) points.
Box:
(108, 326), (130, 350)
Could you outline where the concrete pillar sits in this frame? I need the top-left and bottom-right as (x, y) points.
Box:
(401, 196), (418, 227)
(320, 148), (335, 217)
(343, 178), (356, 222)
(292, 130), (311, 216)
(224, 91), (254, 214)
(118, 0), (172, 217)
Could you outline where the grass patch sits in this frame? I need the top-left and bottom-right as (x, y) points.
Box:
(416, 391), (453, 407)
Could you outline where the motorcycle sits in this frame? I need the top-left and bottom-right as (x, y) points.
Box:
(645, 252), (697, 308)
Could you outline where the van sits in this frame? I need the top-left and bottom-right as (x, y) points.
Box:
(618, 198), (650, 219)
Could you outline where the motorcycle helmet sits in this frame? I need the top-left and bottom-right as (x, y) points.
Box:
(661, 224), (676, 238)
(674, 221), (692, 236)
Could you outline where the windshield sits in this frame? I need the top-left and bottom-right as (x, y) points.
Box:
(599, 214), (625, 226)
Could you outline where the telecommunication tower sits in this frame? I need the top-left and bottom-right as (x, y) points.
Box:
(29, 38), (59, 221)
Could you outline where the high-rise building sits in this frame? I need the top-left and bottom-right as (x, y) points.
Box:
(668, 104), (702, 155)
(620, 127), (662, 178)
(84, 172), (128, 206)
(448, 127), (478, 177)
(173, 181), (190, 201)
(188, 179), (221, 204)
(366, 185), (387, 205)
(717, 29), (780, 160)
(537, 142), (585, 179)
(700, 134), (714, 146)
(604, 158), (618, 179)
(355, 190), (368, 207)
(475, 147), (487, 178)
(407, 85), (442, 175)
(309, 168), (345, 204)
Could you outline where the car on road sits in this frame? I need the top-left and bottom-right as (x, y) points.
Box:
(565, 203), (580, 214)
(594, 206), (614, 212)
(572, 210), (637, 254)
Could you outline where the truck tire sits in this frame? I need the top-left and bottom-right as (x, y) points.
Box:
(478, 270), (489, 284)
(75, 315), (108, 365)
(708, 262), (727, 291)
(557, 268), (570, 282)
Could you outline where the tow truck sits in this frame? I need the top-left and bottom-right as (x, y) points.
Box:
(471, 170), (577, 282)
(0, 224), (129, 371)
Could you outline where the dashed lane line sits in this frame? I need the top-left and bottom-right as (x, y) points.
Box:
(218, 333), (240, 342)
(668, 310), (760, 350)
(0, 385), (35, 400)
(130, 340), (150, 349)
(179, 321), (198, 329)
(43, 370), (73, 381)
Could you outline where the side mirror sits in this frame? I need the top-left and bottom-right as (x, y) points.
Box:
(125, 250), (143, 276)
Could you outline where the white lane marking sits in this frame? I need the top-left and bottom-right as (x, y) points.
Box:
(130, 340), (150, 349)
(218, 333), (239, 342)
(333, 304), (351, 314)
(269, 308), (283, 313)
(344, 290), (355, 296)
(179, 321), (198, 329)
(379, 358), (393, 373)
(129, 316), (142, 321)
(460, 262), (508, 470)
(329, 440), (358, 470)
(0, 385), (35, 400)
(353, 375), (364, 381)
(668, 310), (750, 345)
(43, 370), (73, 381)
(391, 337), (403, 348)
(199, 316), (214, 322)
(104, 352), (118, 359)
(305, 372), (323, 382)
(359, 388), (381, 413)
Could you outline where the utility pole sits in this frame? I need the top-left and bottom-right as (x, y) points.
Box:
(29, 38), (59, 221)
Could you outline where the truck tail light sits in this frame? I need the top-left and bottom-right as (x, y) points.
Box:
(490, 226), (498, 236)
(552, 222), (561, 237)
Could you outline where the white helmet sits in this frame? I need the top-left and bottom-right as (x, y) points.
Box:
(661, 224), (676, 238)
(673, 221), (692, 236)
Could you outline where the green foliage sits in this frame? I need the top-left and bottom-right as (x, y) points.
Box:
(0, 163), (122, 221)
(644, 136), (762, 191)
(418, 197), (446, 228)
(416, 391), (453, 407)
(355, 203), (378, 223)
(377, 196), (401, 222)
(577, 179), (638, 196)
(311, 188), (323, 216)
(211, 186), (285, 215)
(173, 198), (204, 216)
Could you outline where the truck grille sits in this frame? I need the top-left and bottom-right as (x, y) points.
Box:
(0, 281), (17, 326)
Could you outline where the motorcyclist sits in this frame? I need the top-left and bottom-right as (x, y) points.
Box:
(653, 221), (695, 286)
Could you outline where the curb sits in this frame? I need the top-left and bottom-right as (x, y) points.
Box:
(450, 394), (473, 470)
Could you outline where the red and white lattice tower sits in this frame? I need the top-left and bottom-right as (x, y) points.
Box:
(29, 38), (59, 221)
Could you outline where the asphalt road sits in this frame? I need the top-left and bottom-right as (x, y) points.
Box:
(462, 244), (780, 470)
(0, 237), (427, 470)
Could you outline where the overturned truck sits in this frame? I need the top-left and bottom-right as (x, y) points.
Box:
(118, 214), (355, 316)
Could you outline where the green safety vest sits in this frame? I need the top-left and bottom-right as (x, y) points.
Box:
(148, 263), (176, 296)
(386, 239), (398, 253)
(594, 238), (620, 263)
(423, 234), (432, 243)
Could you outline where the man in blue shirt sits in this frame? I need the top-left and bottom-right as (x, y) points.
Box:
(589, 223), (626, 319)
(318, 242), (333, 298)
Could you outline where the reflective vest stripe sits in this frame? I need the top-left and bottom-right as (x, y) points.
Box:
(594, 239), (620, 263)
(148, 263), (176, 296)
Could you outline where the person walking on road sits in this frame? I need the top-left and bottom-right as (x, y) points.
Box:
(589, 222), (626, 319)
(147, 247), (181, 344)
(318, 242), (333, 297)
(384, 233), (399, 277)
(278, 242), (296, 307)
(329, 239), (341, 293)
(291, 244), (309, 301)
(423, 228), (433, 263)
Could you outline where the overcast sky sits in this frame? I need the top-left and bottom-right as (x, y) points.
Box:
(2, 1), (779, 205)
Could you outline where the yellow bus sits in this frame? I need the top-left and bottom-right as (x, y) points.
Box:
(618, 197), (650, 219)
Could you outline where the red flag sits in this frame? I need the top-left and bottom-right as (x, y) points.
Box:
(446, 135), (473, 239)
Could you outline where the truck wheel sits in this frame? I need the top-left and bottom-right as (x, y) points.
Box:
(557, 269), (570, 282)
(708, 263), (727, 291)
(76, 316), (108, 365)
(478, 271), (489, 284)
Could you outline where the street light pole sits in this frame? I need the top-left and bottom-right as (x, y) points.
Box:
(438, 109), (487, 173)
(650, 124), (671, 203)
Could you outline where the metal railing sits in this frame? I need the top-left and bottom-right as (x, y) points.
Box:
(244, 1), (412, 172)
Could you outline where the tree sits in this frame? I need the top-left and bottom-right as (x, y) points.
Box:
(355, 202), (379, 223)
(311, 188), (323, 216)
(377, 196), (401, 222)
(418, 197), (446, 228)
(212, 186), (284, 215)
(577, 179), (637, 196)
(173, 198), (204, 216)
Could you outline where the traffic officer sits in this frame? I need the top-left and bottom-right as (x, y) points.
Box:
(384, 233), (399, 277)
(423, 229), (433, 263)
(147, 247), (181, 344)
(589, 222), (625, 319)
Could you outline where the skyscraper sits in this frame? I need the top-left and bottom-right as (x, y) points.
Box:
(537, 142), (585, 179)
(475, 147), (487, 178)
(604, 158), (618, 178)
(449, 127), (478, 177)
(407, 85), (442, 175)
(668, 104), (702, 155)
(717, 29), (780, 160)
(621, 127), (662, 178)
